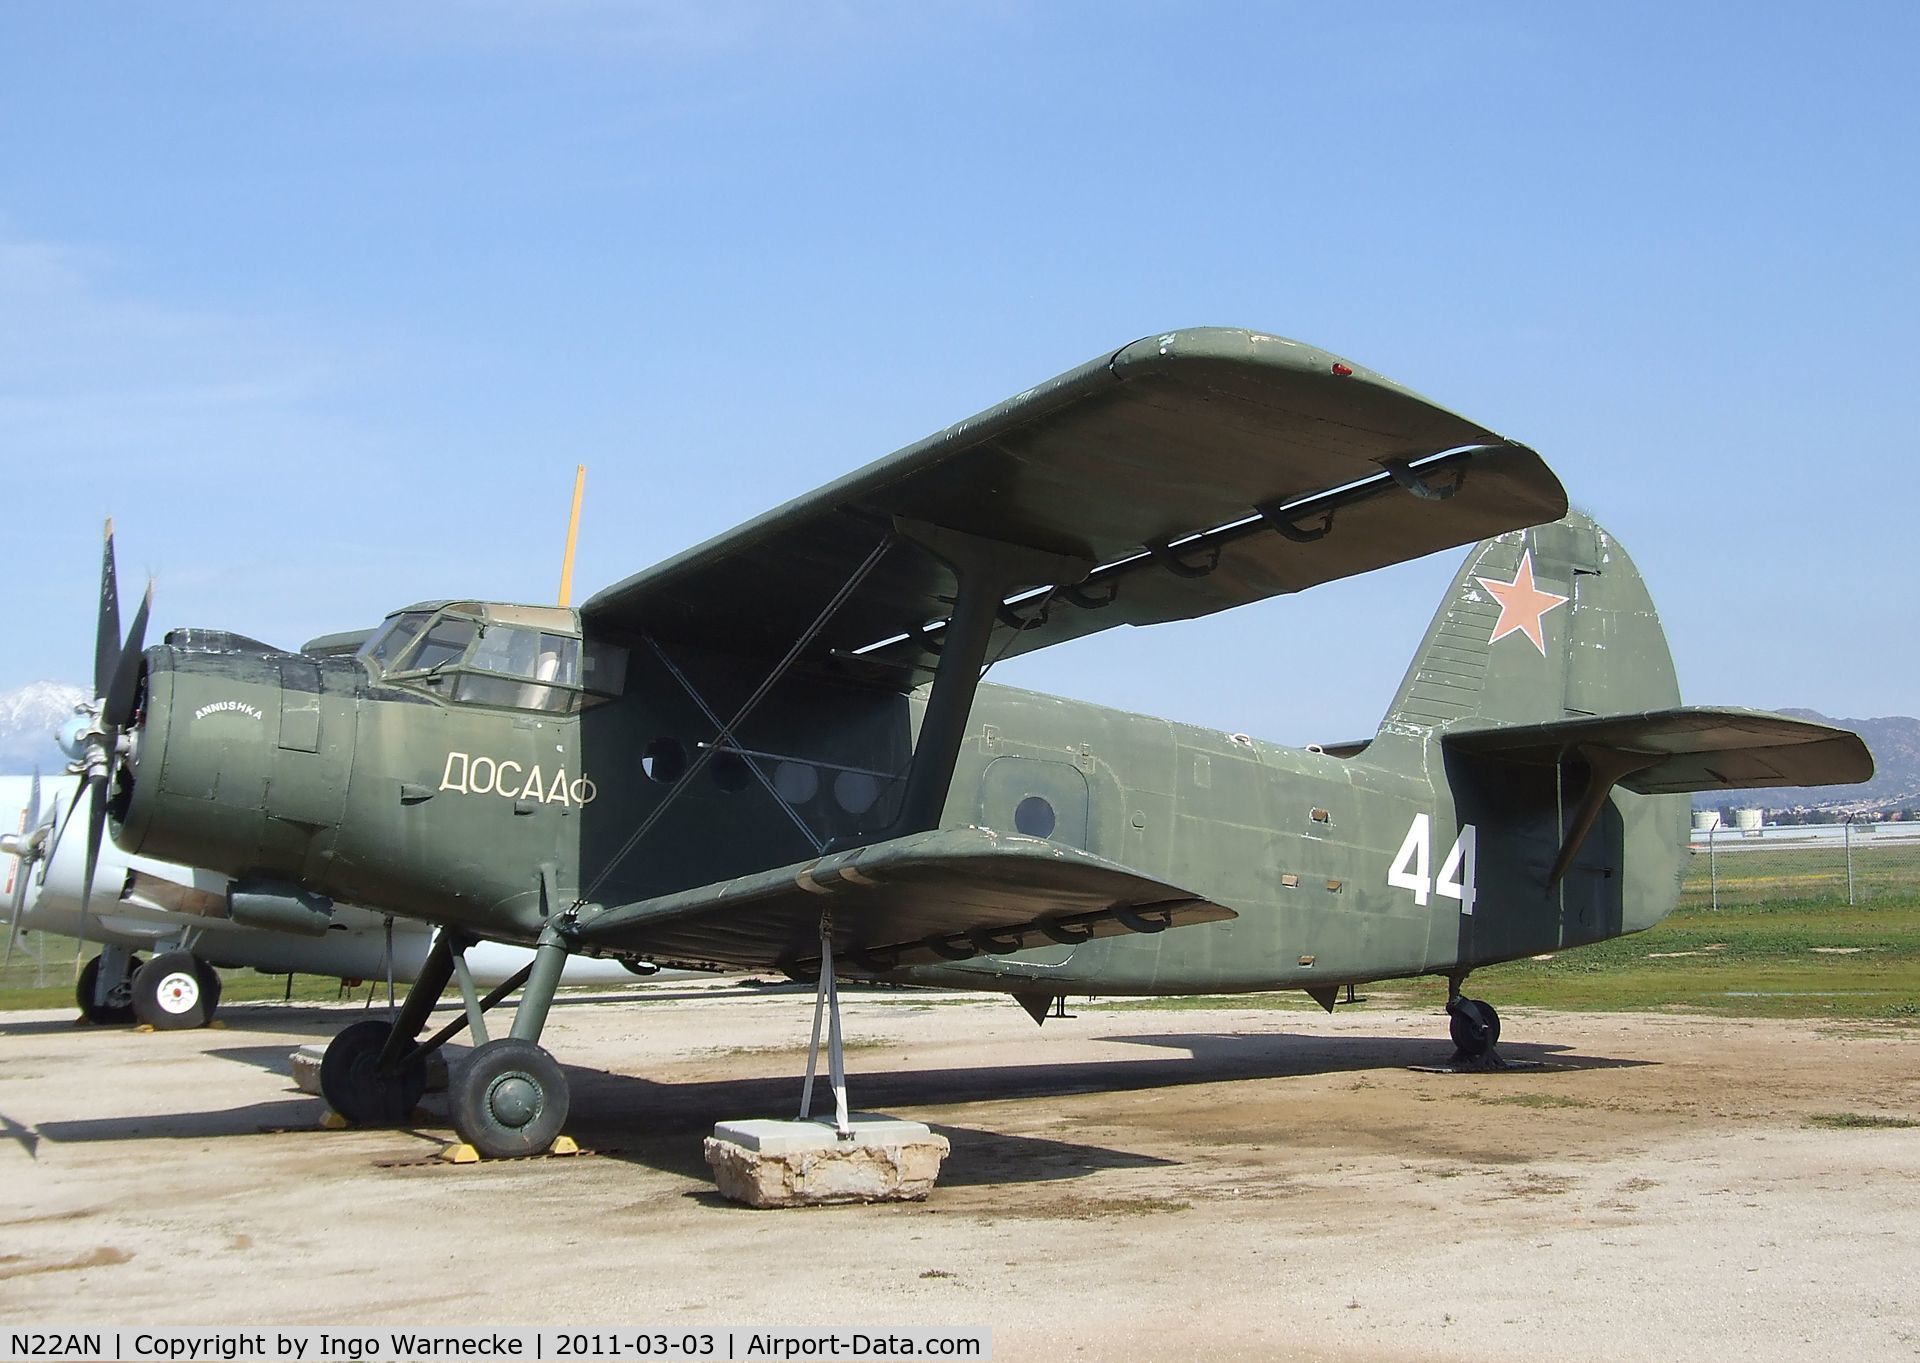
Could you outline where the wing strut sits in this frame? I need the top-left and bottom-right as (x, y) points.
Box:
(1550, 745), (1662, 886)
(799, 912), (851, 1137)
(886, 519), (1090, 835)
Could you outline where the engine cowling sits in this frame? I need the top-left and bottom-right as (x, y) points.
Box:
(112, 643), (360, 888)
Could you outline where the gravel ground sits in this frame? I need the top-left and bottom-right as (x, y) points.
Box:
(1, 983), (1916, 1361)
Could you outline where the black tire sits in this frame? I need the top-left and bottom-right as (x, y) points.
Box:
(450, 1038), (569, 1159)
(194, 957), (224, 1021)
(132, 949), (209, 1029)
(76, 954), (138, 1025)
(1449, 997), (1500, 1057)
(319, 1019), (428, 1126)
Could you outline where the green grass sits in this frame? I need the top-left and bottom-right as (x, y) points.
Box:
(1471, 894), (1920, 1020)
(1470, 1092), (1591, 1109)
(1806, 1112), (1920, 1130)
(1437, 842), (1920, 1020)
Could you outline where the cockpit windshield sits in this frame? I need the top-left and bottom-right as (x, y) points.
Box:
(359, 604), (624, 714)
(403, 618), (479, 673)
(356, 611), (433, 672)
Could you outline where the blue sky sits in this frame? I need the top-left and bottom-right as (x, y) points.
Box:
(2, 3), (1914, 742)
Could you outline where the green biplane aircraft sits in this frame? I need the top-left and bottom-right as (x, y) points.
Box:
(70, 328), (1869, 1158)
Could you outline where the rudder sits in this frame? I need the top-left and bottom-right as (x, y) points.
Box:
(1379, 511), (1680, 737)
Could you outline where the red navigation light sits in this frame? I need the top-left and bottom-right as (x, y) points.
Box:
(1331, 362), (1354, 377)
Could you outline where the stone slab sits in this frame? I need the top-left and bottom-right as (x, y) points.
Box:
(704, 1114), (950, 1207)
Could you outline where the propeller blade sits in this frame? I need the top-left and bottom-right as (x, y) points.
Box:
(76, 774), (107, 952)
(95, 518), (122, 704)
(104, 580), (152, 729)
(43, 772), (88, 867)
(4, 844), (27, 965)
(3, 765), (36, 963)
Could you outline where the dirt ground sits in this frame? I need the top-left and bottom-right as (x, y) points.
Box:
(1, 982), (1916, 1361)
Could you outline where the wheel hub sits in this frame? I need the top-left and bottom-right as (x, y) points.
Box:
(488, 1074), (541, 1129)
(156, 972), (199, 1013)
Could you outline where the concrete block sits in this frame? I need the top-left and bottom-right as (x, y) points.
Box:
(704, 1114), (950, 1207)
(289, 1043), (457, 1096)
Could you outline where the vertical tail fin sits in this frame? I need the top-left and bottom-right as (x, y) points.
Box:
(1380, 510), (1680, 736)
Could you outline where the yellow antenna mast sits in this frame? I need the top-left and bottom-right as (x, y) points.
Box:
(557, 464), (586, 607)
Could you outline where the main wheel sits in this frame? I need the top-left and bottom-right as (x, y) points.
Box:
(450, 1038), (569, 1159)
(132, 949), (209, 1029)
(1448, 997), (1501, 1058)
(76, 954), (138, 1025)
(319, 1019), (428, 1126)
(194, 957), (224, 1021)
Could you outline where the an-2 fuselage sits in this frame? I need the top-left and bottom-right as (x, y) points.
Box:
(109, 563), (1689, 999)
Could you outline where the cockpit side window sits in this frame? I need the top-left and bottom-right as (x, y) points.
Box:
(453, 674), (575, 713)
(468, 628), (580, 685)
(357, 612), (433, 673)
(454, 626), (583, 712)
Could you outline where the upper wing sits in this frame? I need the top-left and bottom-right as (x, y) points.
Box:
(302, 629), (374, 658)
(583, 329), (1567, 685)
(1443, 707), (1874, 794)
(572, 827), (1234, 973)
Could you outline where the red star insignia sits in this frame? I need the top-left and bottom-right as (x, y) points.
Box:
(1476, 549), (1568, 656)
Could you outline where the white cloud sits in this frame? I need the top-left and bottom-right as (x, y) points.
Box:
(0, 230), (345, 473)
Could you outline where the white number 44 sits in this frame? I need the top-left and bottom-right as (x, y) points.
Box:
(1388, 814), (1478, 915)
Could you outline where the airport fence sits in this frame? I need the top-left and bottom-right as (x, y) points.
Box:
(1681, 833), (1920, 910)
(0, 928), (85, 1001)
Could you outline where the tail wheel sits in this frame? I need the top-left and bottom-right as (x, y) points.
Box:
(76, 953), (139, 1025)
(132, 949), (209, 1029)
(1448, 998), (1501, 1058)
(450, 1038), (570, 1159)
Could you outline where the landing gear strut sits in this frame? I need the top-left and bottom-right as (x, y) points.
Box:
(319, 925), (574, 1159)
(448, 930), (572, 1158)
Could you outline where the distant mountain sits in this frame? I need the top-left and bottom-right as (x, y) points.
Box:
(1696, 710), (1920, 814)
(0, 681), (87, 775)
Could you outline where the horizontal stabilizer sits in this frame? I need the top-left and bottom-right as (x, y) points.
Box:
(1443, 707), (1874, 794)
(573, 828), (1234, 973)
